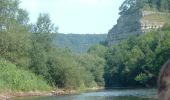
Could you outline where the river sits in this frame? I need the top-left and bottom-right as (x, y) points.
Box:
(14, 88), (157, 100)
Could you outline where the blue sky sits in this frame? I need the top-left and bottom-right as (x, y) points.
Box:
(20, 0), (124, 34)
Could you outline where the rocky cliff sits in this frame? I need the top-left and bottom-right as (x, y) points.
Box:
(107, 9), (170, 45)
(107, 8), (142, 45)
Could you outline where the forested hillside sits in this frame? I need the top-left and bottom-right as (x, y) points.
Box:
(53, 34), (107, 53)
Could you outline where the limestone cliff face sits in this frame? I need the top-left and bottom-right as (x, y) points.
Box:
(107, 9), (167, 45)
(107, 9), (142, 45)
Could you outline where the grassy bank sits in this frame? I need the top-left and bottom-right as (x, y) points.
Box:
(0, 60), (104, 99)
(0, 60), (51, 99)
(0, 60), (51, 92)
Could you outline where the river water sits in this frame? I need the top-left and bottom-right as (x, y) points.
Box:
(14, 89), (157, 100)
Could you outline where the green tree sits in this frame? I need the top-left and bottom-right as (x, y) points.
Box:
(33, 13), (56, 33)
(0, 0), (31, 67)
(29, 13), (55, 77)
(77, 54), (105, 86)
(17, 9), (29, 26)
(88, 44), (108, 57)
(119, 0), (135, 13)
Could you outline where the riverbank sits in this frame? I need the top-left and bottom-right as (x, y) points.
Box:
(0, 87), (104, 100)
(0, 90), (75, 100)
(1, 88), (157, 100)
(0, 91), (52, 100)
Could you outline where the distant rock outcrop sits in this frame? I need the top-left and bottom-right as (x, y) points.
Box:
(140, 11), (165, 32)
(107, 9), (168, 45)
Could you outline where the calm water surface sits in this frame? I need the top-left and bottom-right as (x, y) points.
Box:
(14, 89), (157, 100)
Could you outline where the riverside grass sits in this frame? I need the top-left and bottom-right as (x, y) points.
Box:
(0, 60), (50, 92)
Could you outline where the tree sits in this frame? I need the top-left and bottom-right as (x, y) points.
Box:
(0, 0), (31, 68)
(76, 54), (105, 86)
(119, 0), (137, 15)
(88, 44), (108, 57)
(33, 13), (56, 34)
(159, 0), (169, 11)
(29, 13), (56, 77)
(0, 0), (20, 31)
(17, 9), (29, 25)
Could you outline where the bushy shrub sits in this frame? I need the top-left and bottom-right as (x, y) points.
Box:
(0, 60), (50, 91)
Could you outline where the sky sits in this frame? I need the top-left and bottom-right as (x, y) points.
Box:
(20, 0), (124, 34)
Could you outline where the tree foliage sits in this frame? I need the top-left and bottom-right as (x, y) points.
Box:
(0, 0), (106, 90)
(105, 27), (170, 87)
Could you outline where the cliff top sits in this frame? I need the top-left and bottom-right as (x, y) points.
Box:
(141, 10), (170, 23)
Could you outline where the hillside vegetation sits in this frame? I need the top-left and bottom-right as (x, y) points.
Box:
(0, 60), (50, 91)
(0, 0), (105, 92)
(105, 27), (170, 87)
(53, 34), (107, 53)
